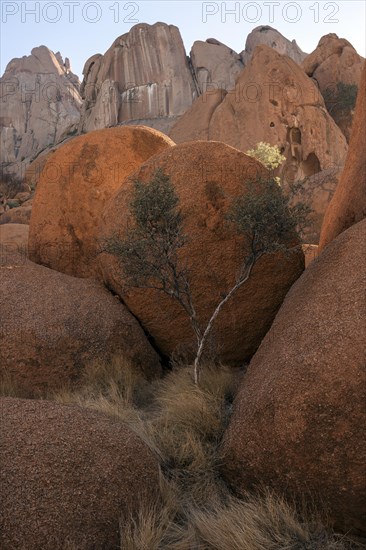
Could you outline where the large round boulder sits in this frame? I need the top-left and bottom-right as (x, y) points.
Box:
(0, 253), (161, 396)
(28, 126), (174, 277)
(98, 141), (304, 365)
(0, 398), (161, 549)
(221, 220), (366, 534)
(319, 61), (366, 251)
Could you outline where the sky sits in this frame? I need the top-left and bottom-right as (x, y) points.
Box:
(1, 1), (365, 78)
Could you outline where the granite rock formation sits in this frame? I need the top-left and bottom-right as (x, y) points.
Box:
(79, 22), (198, 133)
(0, 46), (81, 179)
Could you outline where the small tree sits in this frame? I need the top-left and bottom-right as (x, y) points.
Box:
(104, 169), (308, 384)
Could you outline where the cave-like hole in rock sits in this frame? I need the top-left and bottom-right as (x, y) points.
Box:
(302, 152), (321, 177)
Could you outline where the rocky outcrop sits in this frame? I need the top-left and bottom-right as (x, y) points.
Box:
(241, 26), (307, 65)
(190, 39), (244, 93)
(319, 61), (366, 250)
(0, 46), (82, 179)
(303, 34), (364, 141)
(169, 46), (347, 183)
(0, 250), (161, 396)
(208, 45), (348, 183)
(28, 126), (174, 278)
(79, 22), (198, 133)
(221, 219), (366, 535)
(170, 89), (227, 143)
(0, 398), (161, 549)
(98, 141), (304, 365)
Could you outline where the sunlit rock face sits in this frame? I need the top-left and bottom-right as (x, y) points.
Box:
(79, 22), (198, 134)
(241, 25), (307, 65)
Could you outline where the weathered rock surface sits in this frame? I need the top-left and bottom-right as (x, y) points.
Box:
(303, 34), (364, 141)
(0, 46), (81, 179)
(302, 244), (319, 267)
(29, 125), (174, 277)
(190, 39), (244, 93)
(221, 220), (366, 535)
(319, 61), (366, 250)
(170, 89), (227, 143)
(0, 223), (29, 253)
(98, 141), (304, 365)
(0, 398), (161, 549)
(209, 45), (348, 182)
(0, 252), (161, 396)
(79, 22), (198, 133)
(241, 25), (307, 65)
(290, 166), (342, 244)
(0, 203), (32, 225)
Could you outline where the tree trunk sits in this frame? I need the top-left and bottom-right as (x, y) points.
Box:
(193, 259), (256, 385)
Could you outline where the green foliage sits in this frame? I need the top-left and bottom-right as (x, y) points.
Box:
(228, 178), (309, 258)
(324, 82), (358, 112)
(104, 168), (189, 296)
(246, 142), (286, 172)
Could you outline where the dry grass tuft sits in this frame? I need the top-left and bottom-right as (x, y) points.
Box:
(4, 357), (363, 549)
(188, 492), (360, 550)
(145, 365), (239, 505)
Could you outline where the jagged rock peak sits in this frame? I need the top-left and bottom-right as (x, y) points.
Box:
(242, 25), (307, 65)
(3, 45), (79, 84)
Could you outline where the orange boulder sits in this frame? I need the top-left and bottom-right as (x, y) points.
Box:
(0, 254), (161, 396)
(28, 126), (174, 277)
(0, 398), (161, 549)
(221, 220), (366, 535)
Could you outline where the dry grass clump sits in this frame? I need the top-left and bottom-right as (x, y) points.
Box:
(3, 358), (364, 549)
(145, 365), (239, 506)
(120, 489), (361, 550)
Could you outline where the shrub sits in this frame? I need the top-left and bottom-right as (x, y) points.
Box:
(323, 82), (358, 113)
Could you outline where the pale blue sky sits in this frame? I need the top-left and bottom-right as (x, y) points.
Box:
(1, 1), (365, 78)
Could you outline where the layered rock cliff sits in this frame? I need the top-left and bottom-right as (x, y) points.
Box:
(79, 22), (198, 133)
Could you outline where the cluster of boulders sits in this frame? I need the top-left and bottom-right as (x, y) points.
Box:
(0, 24), (365, 548)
